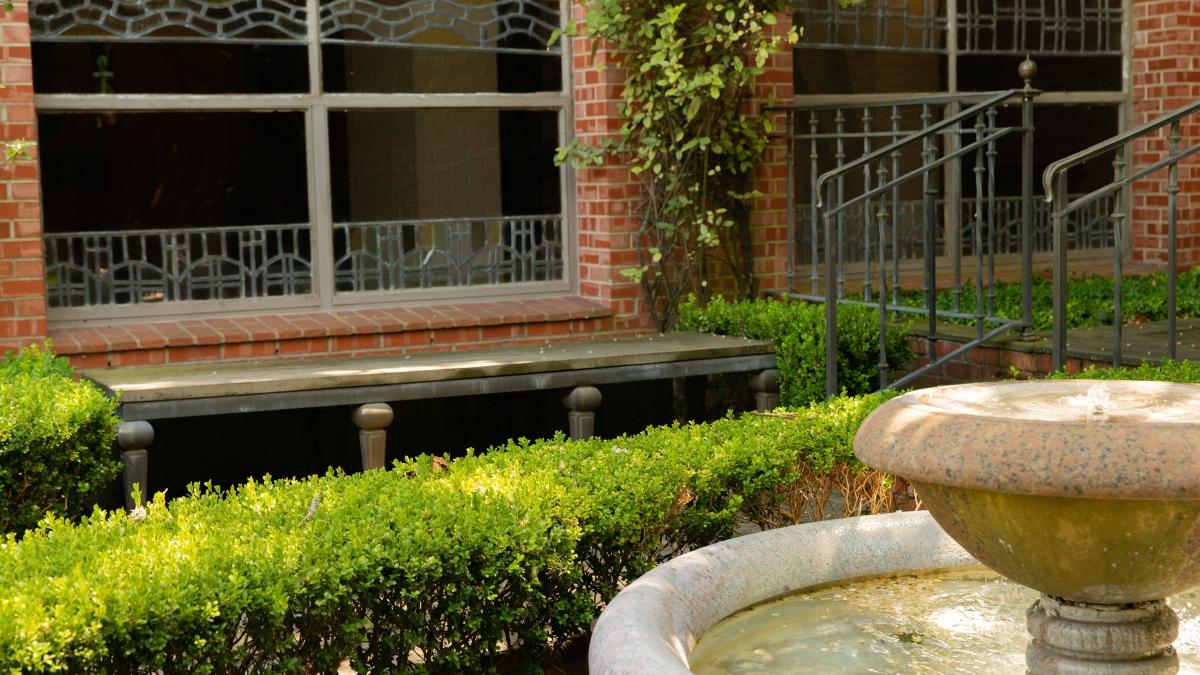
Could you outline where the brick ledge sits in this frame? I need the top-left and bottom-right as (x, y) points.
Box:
(49, 297), (619, 368)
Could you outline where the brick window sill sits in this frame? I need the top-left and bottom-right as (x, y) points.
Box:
(48, 297), (617, 368)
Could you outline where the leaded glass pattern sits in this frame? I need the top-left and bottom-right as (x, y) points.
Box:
(793, 0), (1122, 56)
(958, 0), (1122, 55)
(320, 0), (561, 53)
(30, 0), (309, 42)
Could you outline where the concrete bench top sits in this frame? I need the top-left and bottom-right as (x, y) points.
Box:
(84, 332), (776, 420)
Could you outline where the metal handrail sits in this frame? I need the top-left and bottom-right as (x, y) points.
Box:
(1042, 99), (1200, 202)
(1043, 98), (1200, 371)
(770, 90), (1004, 113)
(813, 89), (1021, 207)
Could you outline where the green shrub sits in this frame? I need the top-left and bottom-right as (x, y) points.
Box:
(677, 295), (913, 405)
(1052, 359), (1200, 384)
(0, 343), (120, 535)
(894, 267), (1200, 331)
(0, 394), (896, 673)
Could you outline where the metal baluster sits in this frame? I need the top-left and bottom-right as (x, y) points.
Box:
(973, 113), (986, 341)
(786, 110), (796, 293)
(890, 104), (901, 305)
(922, 113), (938, 365)
(1020, 57), (1037, 336)
(877, 160), (890, 390)
(986, 106), (998, 318)
(1168, 120), (1181, 361)
(835, 109), (846, 299)
(810, 111), (820, 294)
(1052, 170), (1069, 371)
(950, 101), (963, 314)
(824, 180), (839, 398)
(862, 107), (874, 301)
(1112, 148), (1126, 367)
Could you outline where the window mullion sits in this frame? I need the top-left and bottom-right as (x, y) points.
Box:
(306, 0), (335, 309)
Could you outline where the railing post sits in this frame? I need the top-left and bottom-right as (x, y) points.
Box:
(922, 109), (939, 367)
(824, 180), (839, 398)
(1020, 57), (1037, 336)
(786, 109), (796, 294)
(1052, 171), (1069, 371)
(809, 111), (820, 294)
(876, 161), (890, 390)
(835, 109), (847, 299)
(972, 113), (987, 342)
(1111, 149), (1126, 366)
(1167, 120), (1182, 361)
(862, 107), (874, 302)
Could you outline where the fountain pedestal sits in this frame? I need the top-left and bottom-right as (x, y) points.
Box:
(855, 380), (1200, 674)
(1027, 596), (1178, 674)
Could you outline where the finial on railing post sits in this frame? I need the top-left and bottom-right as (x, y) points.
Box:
(1019, 55), (1037, 91)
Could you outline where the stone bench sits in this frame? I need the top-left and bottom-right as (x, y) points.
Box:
(83, 332), (778, 508)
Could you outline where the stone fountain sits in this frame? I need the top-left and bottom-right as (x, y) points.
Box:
(856, 379), (1200, 673)
(588, 379), (1200, 674)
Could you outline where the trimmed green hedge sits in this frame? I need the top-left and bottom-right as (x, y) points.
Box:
(676, 296), (913, 406)
(0, 344), (120, 535)
(899, 267), (1200, 331)
(1054, 359), (1200, 384)
(0, 392), (896, 673)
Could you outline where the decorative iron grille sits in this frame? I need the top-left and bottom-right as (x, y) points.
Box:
(44, 224), (312, 308)
(334, 215), (563, 292)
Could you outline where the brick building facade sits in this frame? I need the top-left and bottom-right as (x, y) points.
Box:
(0, 1), (1188, 368)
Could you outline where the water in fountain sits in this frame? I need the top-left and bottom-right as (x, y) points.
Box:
(691, 569), (1200, 674)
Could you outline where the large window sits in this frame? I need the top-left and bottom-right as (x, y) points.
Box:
(32, 0), (570, 318)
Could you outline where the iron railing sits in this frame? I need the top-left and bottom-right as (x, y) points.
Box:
(780, 63), (1041, 396)
(1045, 100), (1200, 369)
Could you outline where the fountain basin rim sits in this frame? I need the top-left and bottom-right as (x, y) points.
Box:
(588, 511), (976, 675)
(855, 380), (1200, 500)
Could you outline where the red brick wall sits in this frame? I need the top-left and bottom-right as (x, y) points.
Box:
(0, 5), (45, 352)
(570, 5), (796, 315)
(749, 12), (795, 295)
(569, 3), (653, 333)
(1130, 0), (1200, 268)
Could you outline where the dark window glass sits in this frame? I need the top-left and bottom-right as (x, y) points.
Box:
(958, 54), (1121, 92)
(793, 47), (948, 95)
(327, 109), (562, 291)
(321, 45), (560, 94)
(38, 111), (309, 233)
(328, 109), (559, 221)
(32, 42), (309, 94)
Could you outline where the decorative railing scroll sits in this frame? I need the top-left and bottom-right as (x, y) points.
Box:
(44, 224), (313, 308)
(334, 215), (563, 292)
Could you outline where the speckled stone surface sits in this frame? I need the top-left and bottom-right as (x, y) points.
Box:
(588, 511), (975, 675)
(855, 380), (1200, 500)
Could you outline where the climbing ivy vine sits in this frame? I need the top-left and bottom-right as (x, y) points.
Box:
(553, 0), (797, 331)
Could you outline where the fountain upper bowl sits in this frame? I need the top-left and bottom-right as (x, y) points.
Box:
(855, 380), (1200, 603)
(855, 379), (1200, 500)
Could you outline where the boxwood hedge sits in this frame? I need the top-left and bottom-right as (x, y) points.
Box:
(676, 295), (913, 406)
(0, 343), (120, 535)
(0, 392), (896, 674)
